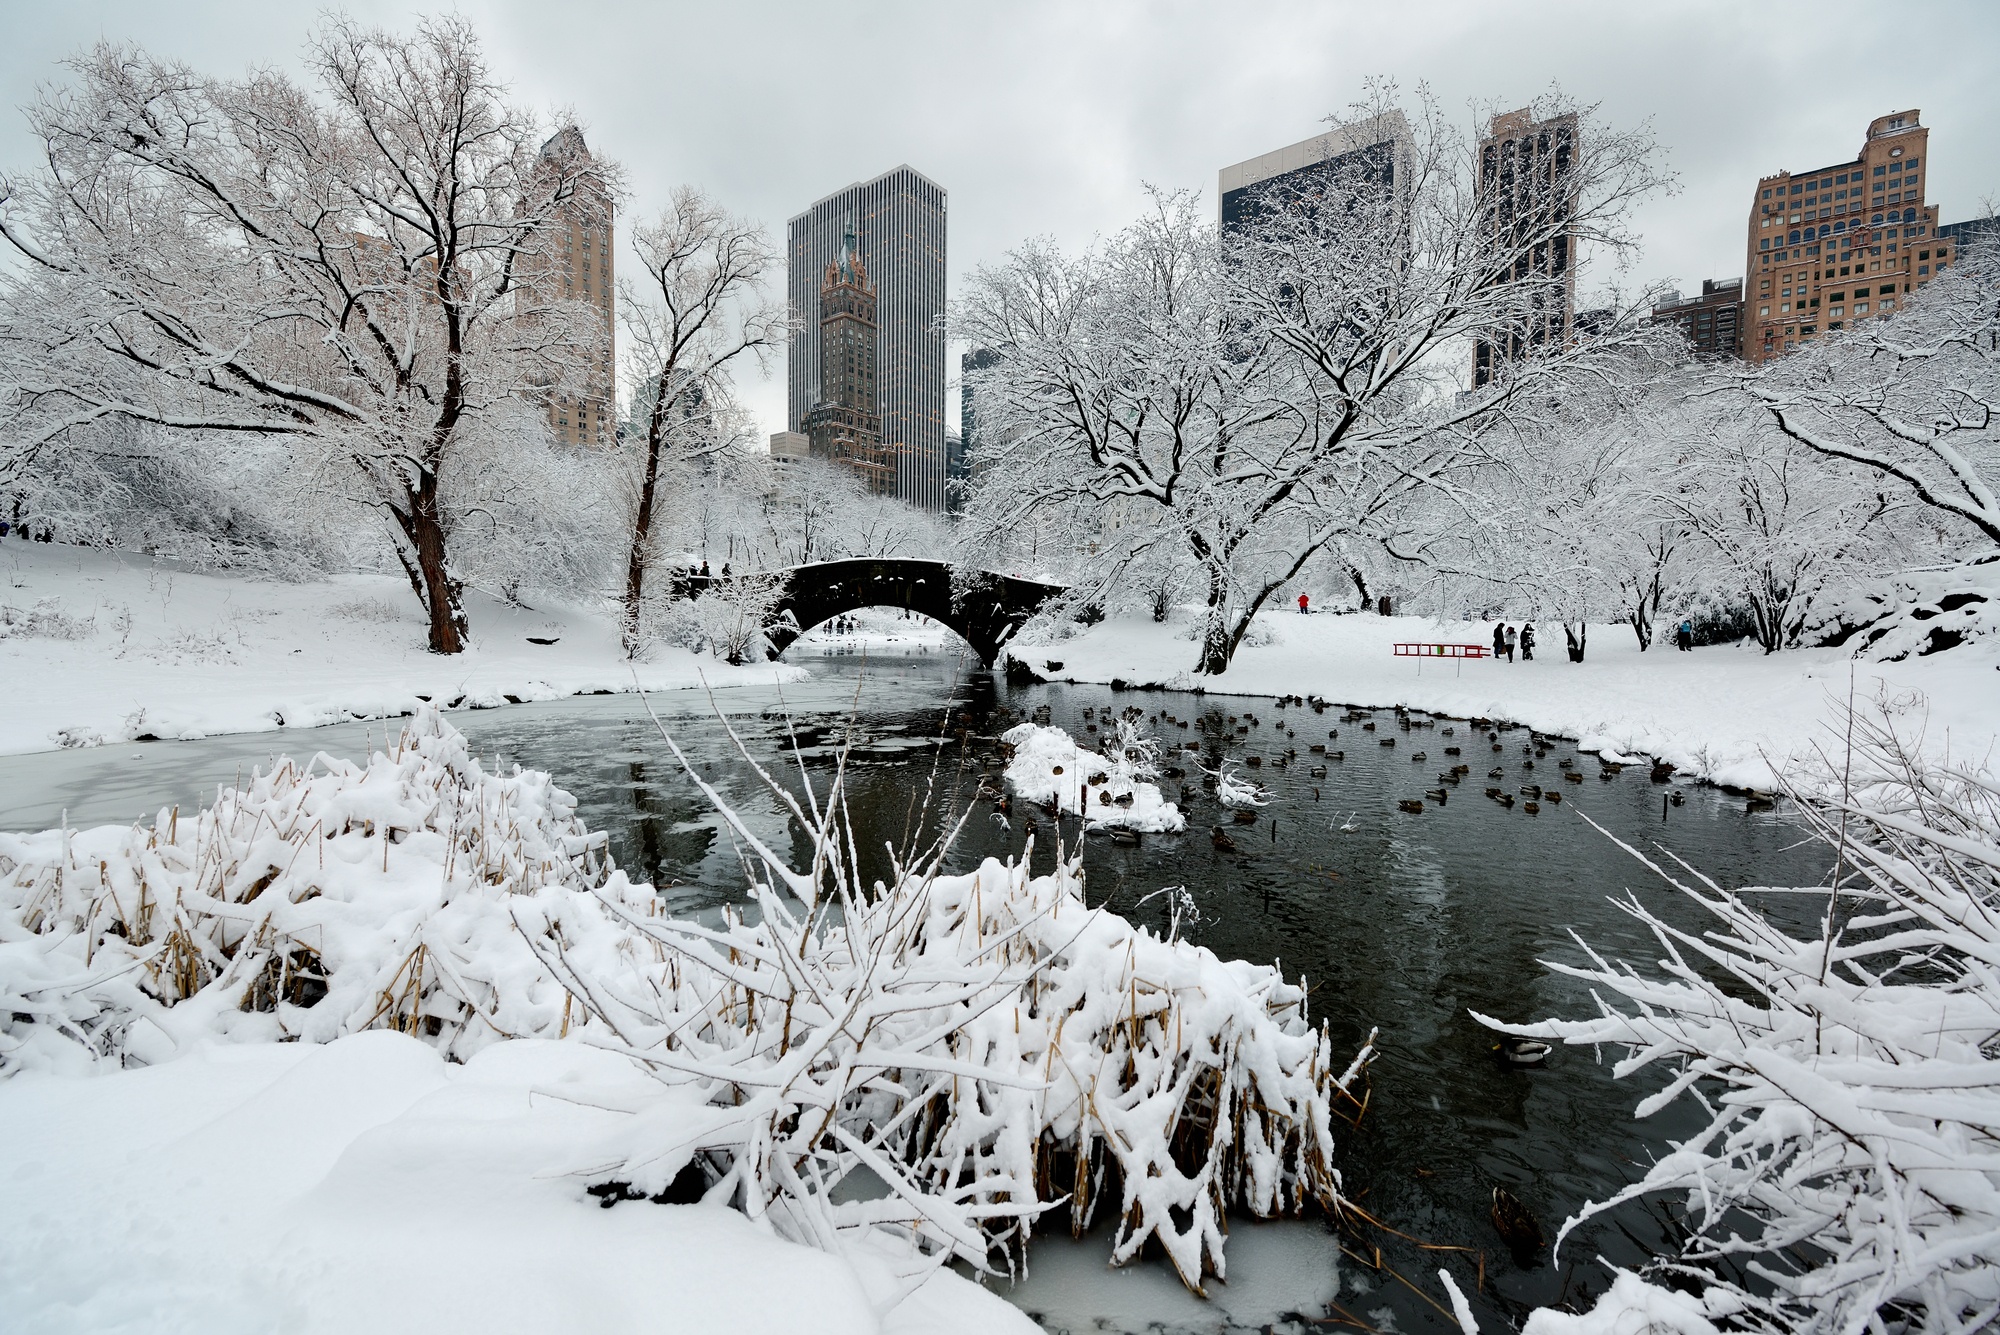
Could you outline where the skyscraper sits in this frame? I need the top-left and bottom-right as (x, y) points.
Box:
(1472, 108), (1578, 388)
(521, 127), (614, 446)
(803, 222), (897, 495)
(1743, 110), (1956, 364)
(788, 166), (948, 512)
(1217, 110), (1412, 236)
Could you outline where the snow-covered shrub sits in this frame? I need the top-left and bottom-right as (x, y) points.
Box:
(0, 596), (94, 640)
(1482, 706), (2000, 1335)
(327, 597), (409, 623)
(560, 716), (1363, 1291)
(646, 573), (786, 664)
(0, 707), (642, 1076)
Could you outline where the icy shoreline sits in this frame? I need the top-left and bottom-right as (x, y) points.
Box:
(0, 544), (805, 757)
(1002, 611), (2000, 792)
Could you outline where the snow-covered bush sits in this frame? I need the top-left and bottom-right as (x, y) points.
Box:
(1813, 561), (2000, 661)
(0, 707), (1366, 1296)
(646, 572), (786, 663)
(0, 596), (95, 640)
(0, 707), (639, 1077)
(1482, 706), (2000, 1335)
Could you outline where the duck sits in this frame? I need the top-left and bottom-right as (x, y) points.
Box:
(1668, 789), (1685, 807)
(1425, 788), (1448, 803)
(1210, 827), (1237, 852)
(1398, 799), (1425, 814)
(1309, 765), (1328, 778)
(1444, 746), (1461, 756)
(1108, 827), (1140, 847)
(1488, 767), (1506, 779)
(1330, 750), (1344, 761)
(1523, 800), (1541, 815)
(1542, 791), (1562, 805)
(1491, 1187), (1546, 1263)
(1520, 784), (1542, 799)
(1564, 770), (1584, 784)
(1233, 808), (1260, 825)
(1497, 1036), (1551, 1067)
(1380, 737), (1396, 747)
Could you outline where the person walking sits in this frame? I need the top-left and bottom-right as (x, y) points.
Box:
(1677, 618), (1694, 652)
(1297, 592), (1310, 615)
(1504, 624), (1518, 662)
(1492, 622), (1507, 659)
(1520, 623), (1536, 661)
(699, 559), (711, 579)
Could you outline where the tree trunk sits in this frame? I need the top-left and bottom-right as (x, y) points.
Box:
(391, 474), (466, 655)
(622, 409), (669, 654)
(1564, 621), (1587, 663)
(1196, 565), (1233, 675)
(1627, 603), (1652, 650)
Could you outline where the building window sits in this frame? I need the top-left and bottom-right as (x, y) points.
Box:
(1856, 302), (1870, 313)
(1759, 306), (1770, 316)
(1830, 306), (1844, 317)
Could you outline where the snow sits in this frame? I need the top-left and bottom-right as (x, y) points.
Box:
(0, 543), (804, 757)
(999, 721), (1186, 831)
(1521, 1271), (1733, 1335)
(0, 1031), (1037, 1334)
(793, 606), (962, 653)
(1005, 610), (2000, 791)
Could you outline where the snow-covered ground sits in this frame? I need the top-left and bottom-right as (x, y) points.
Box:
(1006, 611), (2000, 790)
(0, 1033), (1035, 1335)
(999, 721), (1185, 831)
(791, 605), (963, 654)
(0, 543), (803, 757)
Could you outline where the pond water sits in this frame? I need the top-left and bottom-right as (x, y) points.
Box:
(0, 641), (1831, 1333)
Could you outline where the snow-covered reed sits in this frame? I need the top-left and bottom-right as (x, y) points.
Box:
(1484, 706), (2000, 1335)
(1000, 717), (1186, 832)
(0, 705), (1365, 1297)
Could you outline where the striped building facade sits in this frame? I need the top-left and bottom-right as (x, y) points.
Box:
(788, 166), (948, 512)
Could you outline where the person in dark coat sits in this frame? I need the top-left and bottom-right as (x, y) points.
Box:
(1492, 622), (1507, 659)
(699, 560), (711, 579)
(1520, 623), (1536, 661)
(1677, 618), (1694, 652)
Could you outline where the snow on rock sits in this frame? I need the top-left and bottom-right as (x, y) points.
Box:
(1005, 611), (2000, 792)
(999, 721), (1185, 831)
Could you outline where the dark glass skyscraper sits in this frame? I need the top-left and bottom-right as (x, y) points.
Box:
(788, 166), (948, 512)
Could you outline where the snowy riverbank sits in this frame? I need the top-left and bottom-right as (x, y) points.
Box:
(1004, 611), (2000, 791)
(0, 544), (803, 757)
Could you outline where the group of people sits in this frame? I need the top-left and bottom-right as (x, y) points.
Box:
(1490, 621), (1536, 662)
(1, 520), (53, 543)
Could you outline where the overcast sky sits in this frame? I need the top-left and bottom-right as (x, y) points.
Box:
(4, 0), (1996, 437)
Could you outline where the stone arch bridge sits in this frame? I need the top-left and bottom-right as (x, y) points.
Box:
(682, 559), (1065, 665)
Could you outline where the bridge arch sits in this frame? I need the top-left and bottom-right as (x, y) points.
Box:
(765, 559), (1064, 666)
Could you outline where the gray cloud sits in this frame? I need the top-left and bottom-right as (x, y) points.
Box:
(5, 0), (1996, 435)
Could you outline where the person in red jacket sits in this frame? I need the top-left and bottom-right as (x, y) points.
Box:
(1297, 592), (1310, 615)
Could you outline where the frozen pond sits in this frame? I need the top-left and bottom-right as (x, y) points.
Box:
(0, 642), (1830, 1332)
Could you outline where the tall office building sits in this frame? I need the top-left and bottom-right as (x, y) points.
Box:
(521, 127), (615, 446)
(1472, 108), (1579, 388)
(1652, 278), (1744, 359)
(788, 166), (948, 511)
(1218, 110), (1412, 236)
(803, 223), (897, 495)
(1744, 111), (1957, 364)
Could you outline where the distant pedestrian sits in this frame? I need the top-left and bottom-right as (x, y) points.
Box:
(721, 562), (731, 577)
(1676, 619), (1694, 652)
(1520, 623), (1536, 661)
(1298, 592), (1310, 615)
(1492, 622), (1507, 659)
(699, 559), (710, 578)
(1504, 624), (1517, 662)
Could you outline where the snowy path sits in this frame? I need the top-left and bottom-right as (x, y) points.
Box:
(1006, 612), (2000, 790)
(0, 544), (804, 756)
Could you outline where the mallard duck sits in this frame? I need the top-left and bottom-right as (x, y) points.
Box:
(1398, 799), (1424, 814)
(1543, 791), (1562, 805)
(1668, 789), (1684, 807)
(1411, 751), (1427, 763)
(1488, 767), (1506, 779)
(1108, 827), (1140, 846)
(1232, 808), (1259, 825)
(1210, 826), (1237, 851)
(1523, 801), (1540, 815)
(1564, 771), (1583, 784)
(1444, 746), (1461, 756)
(1492, 1187), (1545, 1262)
(1425, 788), (1448, 803)
(1309, 765), (1328, 778)
(1380, 737), (1396, 747)
(1497, 1036), (1551, 1066)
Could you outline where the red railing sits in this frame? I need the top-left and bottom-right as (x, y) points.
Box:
(1393, 642), (1491, 659)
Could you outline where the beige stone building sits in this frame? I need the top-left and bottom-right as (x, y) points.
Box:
(1744, 110), (1956, 364)
(523, 127), (615, 445)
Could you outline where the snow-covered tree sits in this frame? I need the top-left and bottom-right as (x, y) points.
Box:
(959, 88), (1669, 674)
(0, 19), (615, 652)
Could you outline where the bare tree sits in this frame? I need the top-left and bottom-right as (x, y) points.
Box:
(0, 18), (614, 652)
(617, 188), (782, 652)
